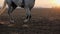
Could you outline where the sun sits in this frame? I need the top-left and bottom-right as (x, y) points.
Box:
(56, 0), (60, 4)
(51, 0), (60, 7)
(54, 0), (60, 5)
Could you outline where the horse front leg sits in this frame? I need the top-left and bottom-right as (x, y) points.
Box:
(24, 7), (31, 22)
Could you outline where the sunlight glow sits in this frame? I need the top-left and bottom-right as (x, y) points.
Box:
(51, 0), (60, 7)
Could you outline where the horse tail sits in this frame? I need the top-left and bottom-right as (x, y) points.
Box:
(0, 0), (6, 15)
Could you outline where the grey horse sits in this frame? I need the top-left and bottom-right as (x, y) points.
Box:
(1, 0), (35, 23)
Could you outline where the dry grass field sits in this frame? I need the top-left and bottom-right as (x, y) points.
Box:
(0, 8), (60, 34)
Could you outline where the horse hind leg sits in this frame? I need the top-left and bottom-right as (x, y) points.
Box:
(24, 7), (31, 22)
(0, 1), (6, 15)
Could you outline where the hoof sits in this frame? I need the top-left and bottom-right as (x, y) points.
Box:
(22, 24), (29, 27)
(10, 20), (15, 24)
(24, 19), (29, 22)
(8, 24), (15, 27)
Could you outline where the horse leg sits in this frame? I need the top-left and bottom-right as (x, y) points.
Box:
(8, 5), (17, 24)
(0, 1), (6, 15)
(24, 7), (31, 22)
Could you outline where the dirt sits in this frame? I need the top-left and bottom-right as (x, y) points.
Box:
(0, 8), (60, 34)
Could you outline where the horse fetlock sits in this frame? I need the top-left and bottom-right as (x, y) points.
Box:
(26, 15), (31, 18)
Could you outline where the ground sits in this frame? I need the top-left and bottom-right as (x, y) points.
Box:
(0, 8), (60, 34)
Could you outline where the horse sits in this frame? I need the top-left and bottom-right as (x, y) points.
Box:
(0, 0), (35, 23)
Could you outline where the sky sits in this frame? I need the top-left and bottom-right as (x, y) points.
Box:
(0, 0), (59, 8)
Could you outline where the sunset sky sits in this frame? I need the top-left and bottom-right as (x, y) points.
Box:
(0, 0), (60, 8)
